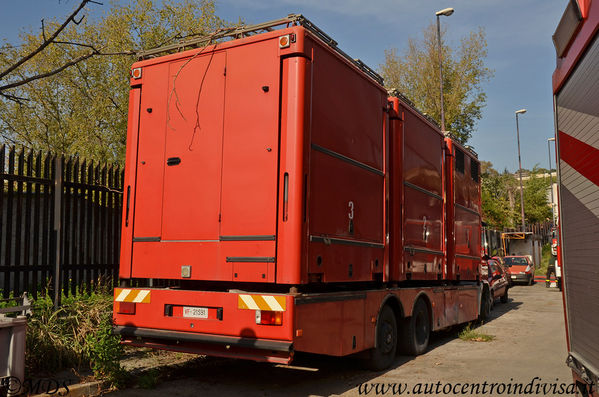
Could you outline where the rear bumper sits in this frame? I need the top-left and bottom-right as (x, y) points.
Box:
(114, 325), (293, 364)
(114, 325), (292, 352)
(510, 274), (532, 283)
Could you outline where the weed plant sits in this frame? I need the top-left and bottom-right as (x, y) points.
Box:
(25, 280), (126, 386)
(458, 324), (495, 342)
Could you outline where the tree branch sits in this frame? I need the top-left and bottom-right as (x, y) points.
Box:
(0, 52), (95, 91)
(0, 0), (93, 80)
(0, 91), (29, 104)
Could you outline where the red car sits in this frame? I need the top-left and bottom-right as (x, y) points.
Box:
(492, 256), (512, 287)
(502, 256), (535, 285)
(482, 259), (509, 305)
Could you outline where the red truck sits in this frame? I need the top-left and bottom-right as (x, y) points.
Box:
(113, 14), (486, 370)
(553, 0), (599, 395)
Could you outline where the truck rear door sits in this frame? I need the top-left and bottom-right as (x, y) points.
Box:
(129, 40), (281, 282)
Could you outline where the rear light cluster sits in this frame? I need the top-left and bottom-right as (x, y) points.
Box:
(255, 310), (283, 326)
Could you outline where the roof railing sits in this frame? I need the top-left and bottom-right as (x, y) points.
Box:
(137, 14), (384, 85)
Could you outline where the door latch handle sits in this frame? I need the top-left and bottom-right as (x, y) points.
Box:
(167, 157), (181, 166)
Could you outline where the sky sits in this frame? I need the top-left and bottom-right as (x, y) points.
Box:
(0, 0), (567, 173)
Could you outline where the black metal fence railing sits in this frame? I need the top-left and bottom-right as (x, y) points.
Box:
(0, 146), (123, 303)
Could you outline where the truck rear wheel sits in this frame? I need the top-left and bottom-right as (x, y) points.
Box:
(479, 287), (491, 322)
(500, 288), (509, 304)
(400, 298), (430, 356)
(366, 305), (397, 371)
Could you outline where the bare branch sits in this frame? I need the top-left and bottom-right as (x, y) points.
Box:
(0, 52), (95, 91)
(0, 46), (134, 93)
(41, 19), (47, 41)
(54, 40), (99, 51)
(73, 15), (85, 25)
(0, 91), (29, 104)
(0, 0), (94, 80)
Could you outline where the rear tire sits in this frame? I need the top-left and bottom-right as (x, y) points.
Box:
(366, 305), (397, 371)
(400, 298), (430, 356)
(500, 288), (508, 304)
(479, 287), (491, 322)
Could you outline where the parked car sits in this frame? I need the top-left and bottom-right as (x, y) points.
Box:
(503, 256), (535, 285)
(492, 256), (512, 287)
(484, 259), (509, 304)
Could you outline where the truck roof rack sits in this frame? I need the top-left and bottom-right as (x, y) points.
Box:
(137, 14), (384, 85)
(388, 89), (442, 129)
(388, 88), (479, 158)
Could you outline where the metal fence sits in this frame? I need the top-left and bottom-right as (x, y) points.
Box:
(0, 146), (123, 302)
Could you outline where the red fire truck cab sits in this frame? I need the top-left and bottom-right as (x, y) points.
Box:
(114, 14), (485, 370)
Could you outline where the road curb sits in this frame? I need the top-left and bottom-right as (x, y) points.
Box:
(30, 380), (107, 397)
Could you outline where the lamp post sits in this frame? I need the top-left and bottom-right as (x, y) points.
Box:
(515, 109), (527, 232)
(548, 137), (556, 224)
(436, 7), (454, 133)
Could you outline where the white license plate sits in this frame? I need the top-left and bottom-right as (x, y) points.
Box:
(183, 306), (208, 319)
(511, 275), (516, 279)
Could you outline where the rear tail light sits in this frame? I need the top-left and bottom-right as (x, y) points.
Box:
(117, 301), (136, 314)
(255, 310), (283, 326)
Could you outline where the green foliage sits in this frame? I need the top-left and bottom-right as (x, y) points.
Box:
(84, 307), (126, 386)
(380, 23), (493, 143)
(521, 167), (553, 224)
(481, 161), (518, 229)
(25, 283), (124, 385)
(0, 291), (17, 309)
(0, 0), (229, 163)
(481, 162), (552, 229)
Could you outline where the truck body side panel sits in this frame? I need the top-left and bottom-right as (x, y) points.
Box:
(448, 142), (481, 281)
(306, 37), (386, 283)
(401, 106), (444, 280)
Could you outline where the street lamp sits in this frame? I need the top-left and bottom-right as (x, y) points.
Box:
(548, 137), (556, 224)
(436, 7), (454, 133)
(515, 109), (527, 232)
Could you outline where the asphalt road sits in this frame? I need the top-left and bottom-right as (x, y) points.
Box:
(109, 283), (571, 397)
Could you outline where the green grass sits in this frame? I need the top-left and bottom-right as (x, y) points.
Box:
(458, 324), (495, 342)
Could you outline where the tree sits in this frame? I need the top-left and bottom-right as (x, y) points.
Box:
(520, 167), (552, 224)
(0, 0), (229, 163)
(481, 161), (517, 229)
(380, 23), (493, 143)
(481, 162), (552, 229)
